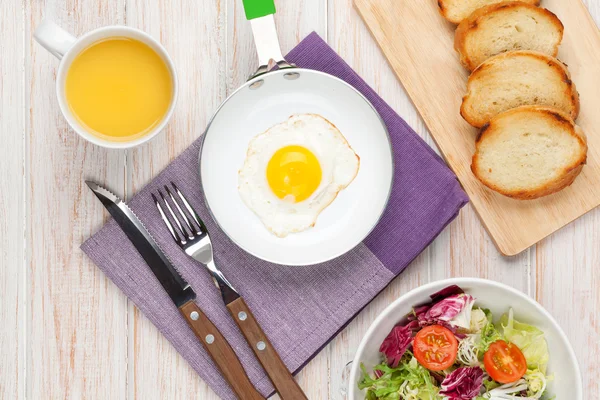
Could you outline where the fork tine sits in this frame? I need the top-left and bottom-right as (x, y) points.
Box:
(159, 189), (192, 240)
(171, 182), (207, 233)
(165, 185), (199, 236)
(152, 193), (182, 244)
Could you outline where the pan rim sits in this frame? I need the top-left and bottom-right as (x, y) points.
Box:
(198, 68), (394, 266)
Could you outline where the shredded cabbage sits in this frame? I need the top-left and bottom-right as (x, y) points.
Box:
(457, 334), (481, 367)
(482, 370), (549, 400)
(482, 379), (529, 399)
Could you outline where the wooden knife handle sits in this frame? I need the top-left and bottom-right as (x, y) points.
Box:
(227, 297), (308, 400)
(179, 301), (265, 400)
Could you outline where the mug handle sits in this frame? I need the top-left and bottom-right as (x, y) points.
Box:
(34, 20), (76, 60)
(241, 0), (294, 79)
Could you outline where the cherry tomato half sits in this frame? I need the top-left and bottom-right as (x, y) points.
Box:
(484, 340), (527, 383)
(413, 325), (458, 371)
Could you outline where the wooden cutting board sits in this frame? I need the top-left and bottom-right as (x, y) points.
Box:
(354, 0), (600, 256)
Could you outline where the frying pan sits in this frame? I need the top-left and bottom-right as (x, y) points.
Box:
(199, 0), (394, 266)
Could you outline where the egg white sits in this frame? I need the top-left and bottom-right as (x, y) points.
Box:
(238, 114), (360, 237)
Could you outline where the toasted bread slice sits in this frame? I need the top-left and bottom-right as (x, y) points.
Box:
(438, 0), (540, 24)
(455, 2), (564, 70)
(472, 106), (587, 200)
(461, 51), (579, 128)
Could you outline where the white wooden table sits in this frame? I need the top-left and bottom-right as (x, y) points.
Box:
(1, 0), (598, 398)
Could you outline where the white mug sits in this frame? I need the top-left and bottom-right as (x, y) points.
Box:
(34, 20), (178, 149)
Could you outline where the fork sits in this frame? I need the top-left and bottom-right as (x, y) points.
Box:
(153, 183), (308, 400)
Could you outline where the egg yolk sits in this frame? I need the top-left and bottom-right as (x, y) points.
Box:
(266, 145), (322, 203)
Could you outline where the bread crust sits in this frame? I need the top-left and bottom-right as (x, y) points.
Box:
(471, 106), (587, 200)
(438, 0), (540, 24)
(461, 50), (580, 128)
(454, 1), (564, 70)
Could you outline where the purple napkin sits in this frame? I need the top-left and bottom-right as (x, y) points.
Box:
(82, 32), (468, 398)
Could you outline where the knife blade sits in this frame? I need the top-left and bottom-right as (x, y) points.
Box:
(86, 181), (264, 400)
(86, 181), (195, 307)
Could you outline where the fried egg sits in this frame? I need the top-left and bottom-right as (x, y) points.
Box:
(238, 114), (360, 237)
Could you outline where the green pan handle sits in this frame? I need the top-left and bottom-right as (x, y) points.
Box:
(242, 0), (276, 20)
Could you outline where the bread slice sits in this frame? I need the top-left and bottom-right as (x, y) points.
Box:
(472, 106), (587, 200)
(438, 0), (540, 24)
(461, 51), (579, 128)
(455, 2), (564, 71)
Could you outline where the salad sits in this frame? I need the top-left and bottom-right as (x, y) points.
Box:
(358, 285), (552, 400)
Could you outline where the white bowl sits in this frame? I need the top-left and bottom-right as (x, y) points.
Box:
(348, 278), (582, 399)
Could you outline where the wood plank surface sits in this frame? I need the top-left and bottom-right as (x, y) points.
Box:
(0, 1), (25, 399)
(354, 0), (600, 257)
(0, 0), (598, 399)
(25, 1), (129, 398)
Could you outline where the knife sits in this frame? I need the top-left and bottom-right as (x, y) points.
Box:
(86, 181), (264, 400)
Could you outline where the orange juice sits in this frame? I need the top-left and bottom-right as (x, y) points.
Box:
(65, 37), (173, 141)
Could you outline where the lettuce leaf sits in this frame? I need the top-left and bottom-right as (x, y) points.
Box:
(470, 308), (488, 333)
(499, 309), (549, 373)
(358, 353), (439, 400)
(477, 309), (503, 354)
(525, 369), (550, 397)
(482, 377), (500, 391)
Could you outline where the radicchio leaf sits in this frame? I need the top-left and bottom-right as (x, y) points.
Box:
(409, 304), (431, 321)
(425, 294), (470, 321)
(439, 366), (484, 400)
(446, 294), (475, 330)
(404, 319), (420, 332)
(418, 294), (475, 331)
(409, 285), (467, 326)
(430, 285), (464, 303)
(379, 324), (413, 367)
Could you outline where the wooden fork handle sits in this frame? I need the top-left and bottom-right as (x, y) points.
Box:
(226, 297), (308, 400)
(179, 301), (265, 400)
